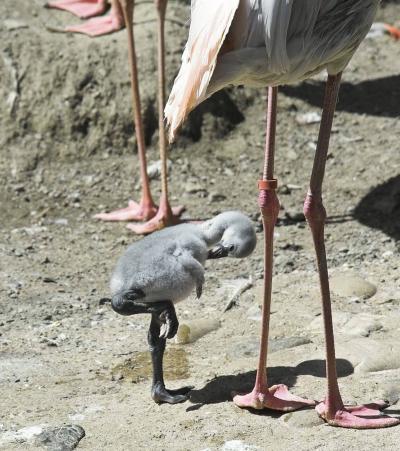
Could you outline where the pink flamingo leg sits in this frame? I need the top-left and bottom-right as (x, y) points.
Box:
(46, 0), (108, 19)
(95, 0), (158, 222)
(305, 73), (400, 429)
(127, 0), (185, 234)
(233, 87), (315, 412)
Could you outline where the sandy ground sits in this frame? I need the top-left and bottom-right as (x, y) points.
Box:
(1, 1), (400, 450)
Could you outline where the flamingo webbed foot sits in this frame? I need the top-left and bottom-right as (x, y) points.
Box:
(46, 0), (108, 19)
(233, 384), (316, 412)
(126, 205), (185, 235)
(94, 199), (158, 222)
(64, 14), (124, 37)
(316, 399), (400, 428)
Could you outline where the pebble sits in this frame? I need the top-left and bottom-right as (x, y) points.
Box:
(246, 304), (262, 321)
(147, 159), (172, 180)
(174, 318), (220, 344)
(295, 112), (321, 125)
(330, 273), (377, 299)
(232, 336), (311, 358)
(208, 192), (226, 202)
(269, 336), (312, 353)
(3, 19), (28, 31)
(35, 425), (85, 451)
(185, 181), (207, 194)
(221, 440), (260, 451)
(341, 313), (382, 338)
(335, 338), (400, 374)
(0, 425), (43, 446)
(281, 409), (324, 428)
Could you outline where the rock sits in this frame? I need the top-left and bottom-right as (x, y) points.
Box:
(0, 425), (43, 447)
(185, 181), (207, 194)
(35, 425), (85, 451)
(281, 410), (325, 428)
(221, 440), (260, 451)
(330, 273), (377, 299)
(341, 313), (382, 338)
(247, 304), (262, 321)
(367, 22), (389, 39)
(174, 318), (220, 344)
(3, 19), (28, 31)
(147, 159), (172, 180)
(295, 112), (321, 125)
(232, 335), (312, 358)
(308, 312), (352, 333)
(335, 338), (400, 374)
(269, 336), (312, 353)
(208, 192), (226, 202)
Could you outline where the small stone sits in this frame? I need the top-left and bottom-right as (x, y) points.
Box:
(185, 181), (207, 194)
(13, 183), (26, 193)
(147, 159), (172, 180)
(341, 313), (382, 338)
(3, 19), (28, 30)
(296, 112), (321, 125)
(221, 440), (260, 451)
(208, 192), (226, 202)
(330, 273), (377, 299)
(54, 218), (69, 226)
(35, 425), (85, 451)
(247, 304), (262, 321)
(281, 410), (325, 428)
(269, 336), (312, 353)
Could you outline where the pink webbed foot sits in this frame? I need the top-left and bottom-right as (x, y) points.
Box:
(126, 205), (185, 235)
(94, 199), (158, 222)
(46, 0), (108, 19)
(64, 13), (124, 37)
(316, 400), (400, 429)
(233, 384), (316, 412)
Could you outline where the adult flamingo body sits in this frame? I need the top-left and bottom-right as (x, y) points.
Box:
(165, 0), (400, 428)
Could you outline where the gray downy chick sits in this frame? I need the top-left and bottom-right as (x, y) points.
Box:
(110, 211), (256, 404)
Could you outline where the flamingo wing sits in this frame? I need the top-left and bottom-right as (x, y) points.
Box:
(165, 0), (241, 142)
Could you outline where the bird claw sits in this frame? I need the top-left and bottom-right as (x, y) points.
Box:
(152, 382), (192, 404)
(158, 309), (179, 339)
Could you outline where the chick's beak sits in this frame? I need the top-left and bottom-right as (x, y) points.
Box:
(208, 244), (229, 259)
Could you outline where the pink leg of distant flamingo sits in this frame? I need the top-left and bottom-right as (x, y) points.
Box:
(47, 0), (124, 37)
(232, 87), (315, 412)
(95, 0), (157, 222)
(127, 0), (184, 234)
(305, 73), (400, 429)
(95, 0), (184, 227)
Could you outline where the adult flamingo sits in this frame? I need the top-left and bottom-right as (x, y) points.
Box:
(165, 0), (400, 428)
(47, 0), (184, 233)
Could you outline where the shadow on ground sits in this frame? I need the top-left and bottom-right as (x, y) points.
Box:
(188, 358), (353, 408)
(354, 175), (400, 240)
(282, 75), (400, 118)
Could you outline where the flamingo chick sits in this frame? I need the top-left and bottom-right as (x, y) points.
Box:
(165, 0), (400, 428)
(110, 211), (256, 403)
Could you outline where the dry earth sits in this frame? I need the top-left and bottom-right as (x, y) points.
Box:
(1, 1), (400, 450)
